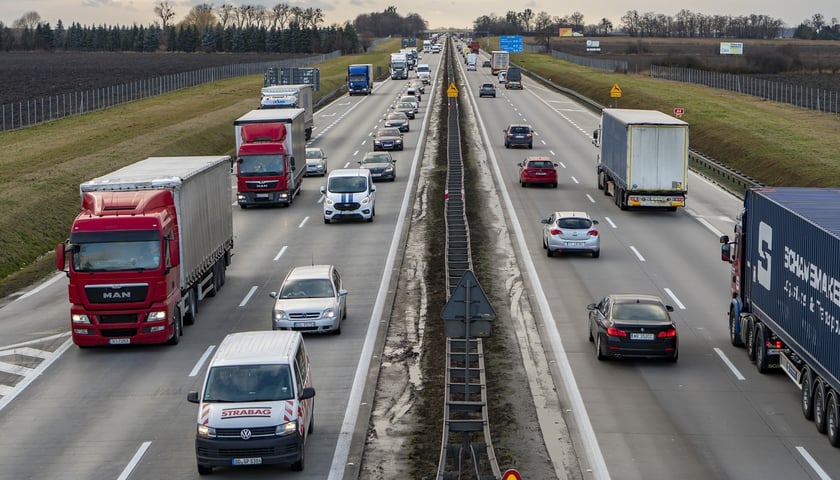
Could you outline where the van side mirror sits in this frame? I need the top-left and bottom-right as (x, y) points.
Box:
(320, 186), (326, 194)
(299, 386), (316, 400)
(187, 391), (200, 404)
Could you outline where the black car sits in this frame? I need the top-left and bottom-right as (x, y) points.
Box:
(358, 151), (396, 181)
(479, 83), (496, 98)
(373, 127), (404, 151)
(482, 60), (491, 68)
(587, 294), (679, 362)
(384, 112), (410, 132)
(503, 124), (534, 149)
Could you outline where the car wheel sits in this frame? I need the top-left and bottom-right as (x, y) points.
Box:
(552, 182), (558, 188)
(588, 321), (594, 342)
(547, 248), (553, 257)
(669, 348), (679, 363)
(290, 441), (305, 471)
(333, 320), (342, 335)
(528, 142), (533, 149)
(520, 179), (526, 188)
(729, 308), (743, 347)
(324, 217), (331, 224)
(596, 334), (607, 361)
(802, 368), (815, 420)
(592, 250), (600, 258)
(755, 324), (769, 373)
(815, 379), (828, 433)
(197, 464), (212, 475)
(240, 204), (248, 209)
(505, 143), (509, 149)
(827, 390), (840, 447)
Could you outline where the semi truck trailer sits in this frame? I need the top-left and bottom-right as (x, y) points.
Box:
(56, 156), (234, 347)
(259, 84), (314, 140)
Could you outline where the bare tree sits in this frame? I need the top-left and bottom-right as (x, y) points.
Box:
(533, 11), (554, 50)
(517, 8), (534, 32)
(304, 7), (324, 29)
(599, 18), (613, 35)
(569, 11), (585, 32)
(270, 3), (290, 30)
(12, 11), (41, 29)
(219, 4), (235, 28)
(181, 4), (217, 34)
(289, 6), (303, 27)
(154, 1), (176, 29)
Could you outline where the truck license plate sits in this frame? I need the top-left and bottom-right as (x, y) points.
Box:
(256, 194), (270, 199)
(630, 333), (655, 341)
(109, 338), (131, 345)
(232, 457), (262, 466)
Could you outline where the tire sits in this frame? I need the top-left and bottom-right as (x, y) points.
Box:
(520, 180), (526, 188)
(755, 325), (769, 373)
(547, 248), (553, 258)
(597, 171), (605, 190)
(617, 188), (627, 210)
(603, 178), (611, 196)
(505, 143), (509, 149)
(815, 379), (828, 433)
(287, 188), (294, 206)
(324, 217), (331, 224)
(729, 309), (743, 347)
(802, 368), (816, 420)
(290, 442), (305, 471)
(669, 348), (679, 363)
(596, 334), (607, 361)
(528, 143), (533, 149)
(746, 320), (756, 361)
(592, 250), (600, 258)
(184, 290), (197, 326)
(239, 204), (248, 209)
(588, 321), (594, 342)
(333, 321), (342, 335)
(197, 464), (212, 475)
(552, 182), (558, 188)
(167, 309), (183, 346)
(308, 407), (315, 434)
(207, 263), (219, 298)
(827, 391), (840, 447)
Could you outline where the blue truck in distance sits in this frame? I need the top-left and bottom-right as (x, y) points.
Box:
(720, 187), (840, 446)
(347, 64), (373, 96)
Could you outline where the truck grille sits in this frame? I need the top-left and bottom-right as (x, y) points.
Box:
(335, 203), (360, 211)
(85, 284), (148, 304)
(101, 328), (138, 337)
(98, 314), (140, 324)
(245, 180), (279, 190)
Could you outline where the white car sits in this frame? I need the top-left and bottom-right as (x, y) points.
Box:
(541, 211), (600, 258)
(304, 147), (328, 176)
(269, 265), (348, 334)
(498, 70), (508, 84)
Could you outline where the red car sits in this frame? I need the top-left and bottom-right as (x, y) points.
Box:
(518, 156), (558, 188)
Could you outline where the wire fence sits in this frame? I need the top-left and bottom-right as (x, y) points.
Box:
(650, 65), (840, 114)
(523, 43), (628, 73)
(1, 50), (341, 133)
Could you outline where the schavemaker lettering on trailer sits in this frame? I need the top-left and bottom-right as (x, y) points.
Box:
(784, 245), (840, 309)
(221, 407), (272, 418)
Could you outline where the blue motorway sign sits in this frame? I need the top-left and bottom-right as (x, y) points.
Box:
(499, 35), (522, 53)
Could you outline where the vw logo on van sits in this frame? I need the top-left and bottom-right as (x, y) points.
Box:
(240, 429), (252, 440)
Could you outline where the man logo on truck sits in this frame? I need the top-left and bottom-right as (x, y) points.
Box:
(757, 221), (772, 290)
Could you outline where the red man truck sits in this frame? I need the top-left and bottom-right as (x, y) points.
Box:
(56, 156), (234, 347)
(234, 108), (306, 208)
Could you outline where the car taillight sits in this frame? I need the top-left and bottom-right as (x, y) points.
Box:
(658, 328), (677, 338)
(550, 228), (562, 235)
(606, 326), (627, 337)
(588, 229), (599, 236)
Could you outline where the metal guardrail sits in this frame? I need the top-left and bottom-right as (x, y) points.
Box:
(437, 39), (500, 480)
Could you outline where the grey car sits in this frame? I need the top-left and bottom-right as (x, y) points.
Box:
(541, 211), (600, 258)
(503, 123), (534, 149)
(304, 147), (328, 176)
(394, 102), (416, 119)
(384, 112), (410, 132)
(358, 151), (396, 181)
(373, 127), (404, 151)
(269, 264), (348, 334)
(587, 294), (678, 362)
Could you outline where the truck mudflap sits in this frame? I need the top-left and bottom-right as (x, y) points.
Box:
(626, 194), (686, 208)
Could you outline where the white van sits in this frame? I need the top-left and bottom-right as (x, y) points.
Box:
(416, 63), (431, 84)
(320, 168), (376, 223)
(187, 331), (315, 474)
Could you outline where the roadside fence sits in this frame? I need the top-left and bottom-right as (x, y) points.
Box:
(1, 50), (341, 133)
(523, 43), (628, 73)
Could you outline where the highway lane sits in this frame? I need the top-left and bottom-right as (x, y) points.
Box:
(462, 52), (840, 479)
(0, 52), (443, 479)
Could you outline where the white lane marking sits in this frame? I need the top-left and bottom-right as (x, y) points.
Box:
(0, 337), (73, 413)
(605, 217), (617, 229)
(318, 194), (325, 204)
(549, 150), (556, 156)
(586, 194), (595, 203)
(298, 217), (309, 228)
(273, 246), (288, 262)
(353, 150), (359, 156)
(719, 215), (734, 222)
(0, 332), (70, 351)
(663, 288), (686, 309)
(570, 176), (579, 184)
(714, 348), (746, 381)
(0, 361), (34, 376)
(116, 441), (152, 480)
(190, 346), (217, 377)
(16, 272), (64, 302)
(796, 446), (832, 480)
(629, 246), (645, 261)
(557, 161), (567, 169)
(696, 217), (724, 238)
(239, 286), (258, 307)
(343, 162), (351, 168)
(0, 346), (51, 359)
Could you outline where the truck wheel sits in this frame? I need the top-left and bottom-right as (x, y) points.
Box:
(287, 189), (294, 206)
(184, 289), (198, 326)
(167, 309), (182, 346)
(827, 390), (840, 447)
(755, 324), (769, 373)
(815, 379), (828, 433)
(729, 309), (743, 347)
(197, 464), (212, 475)
(802, 368), (816, 420)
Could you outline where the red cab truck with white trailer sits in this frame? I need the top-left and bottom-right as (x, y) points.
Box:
(721, 187), (840, 446)
(234, 108), (306, 208)
(56, 156), (234, 347)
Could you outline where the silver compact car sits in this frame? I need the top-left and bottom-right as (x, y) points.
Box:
(270, 265), (348, 334)
(304, 147), (328, 177)
(541, 211), (600, 258)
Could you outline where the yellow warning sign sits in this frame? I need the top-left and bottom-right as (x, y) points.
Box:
(610, 82), (622, 98)
(447, 82), (459, 97)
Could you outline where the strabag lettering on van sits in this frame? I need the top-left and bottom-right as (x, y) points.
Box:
(221, 407), (272, 418)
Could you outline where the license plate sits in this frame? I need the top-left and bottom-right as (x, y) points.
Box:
(232, 457), (262, 466)
(256, 194), (270, 199)
(535, 172), (546, 175)
(109, 338), (130, 345)
(371, 173), (381, 177)
(565, 242), (585, 246)
(299, 322), (316, 327)
(630, 333), (655, 341)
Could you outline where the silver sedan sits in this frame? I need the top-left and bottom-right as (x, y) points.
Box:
(541, 211), (600, 258)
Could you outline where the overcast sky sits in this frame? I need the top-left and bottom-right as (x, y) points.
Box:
(2, 0), (835, 31)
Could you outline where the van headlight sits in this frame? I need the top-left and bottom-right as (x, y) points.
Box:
(324, 197), (334, 206)
(360, 196), (371, 205)
(197, 424), (216, 438)
(276, 420), (298, 436)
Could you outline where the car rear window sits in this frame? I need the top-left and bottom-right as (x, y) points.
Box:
(612, 303), (668, 321)
(511, 126), (530, 134)
(527, 161), (553, 168)
(557, 218), (592, 229)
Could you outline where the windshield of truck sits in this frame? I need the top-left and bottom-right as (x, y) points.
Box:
(239, 155), (285, 176)
(329, 176), (368, 193)
(72, 234), (161, 272)
(349, 74), (367, 83)
(203, 364), (294, 402)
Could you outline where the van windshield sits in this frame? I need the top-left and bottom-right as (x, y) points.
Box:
(329, 176), (367, 193)
(203, 364), (294, 402)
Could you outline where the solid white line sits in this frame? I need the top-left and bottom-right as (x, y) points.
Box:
(0, 361), (34, 376)
(714, 347), (746, 381)
(239, 286), (258, 307)
(696, 217), (724, 238)
(273, 246), (288, 262)
(605, 217), (617, 229)
(0, 338), (73, 412)
(629, 246), (646, 262)
(796, 446), (832, 480)
(15, 272), (64, 301)
(298, 217), (309, 228)
(116, 441), (152, 480)
(190, 346), (217, 377)
(663, 288), (686, 309)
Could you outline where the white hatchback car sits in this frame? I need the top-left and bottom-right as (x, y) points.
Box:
(269, 265), (348, 334)
(541, 211), (600, 258)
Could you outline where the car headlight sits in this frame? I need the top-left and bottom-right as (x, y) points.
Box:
(274, 310), (289, 321)
(146, 310), (166, 322)
(384, 166), (394, 172)
(276, 420), (298, 436)
(323, 307), (336, 319)
(197, 424), (216, 438)
(72, 314), (91, 324)
(360, 196), (371, 205)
